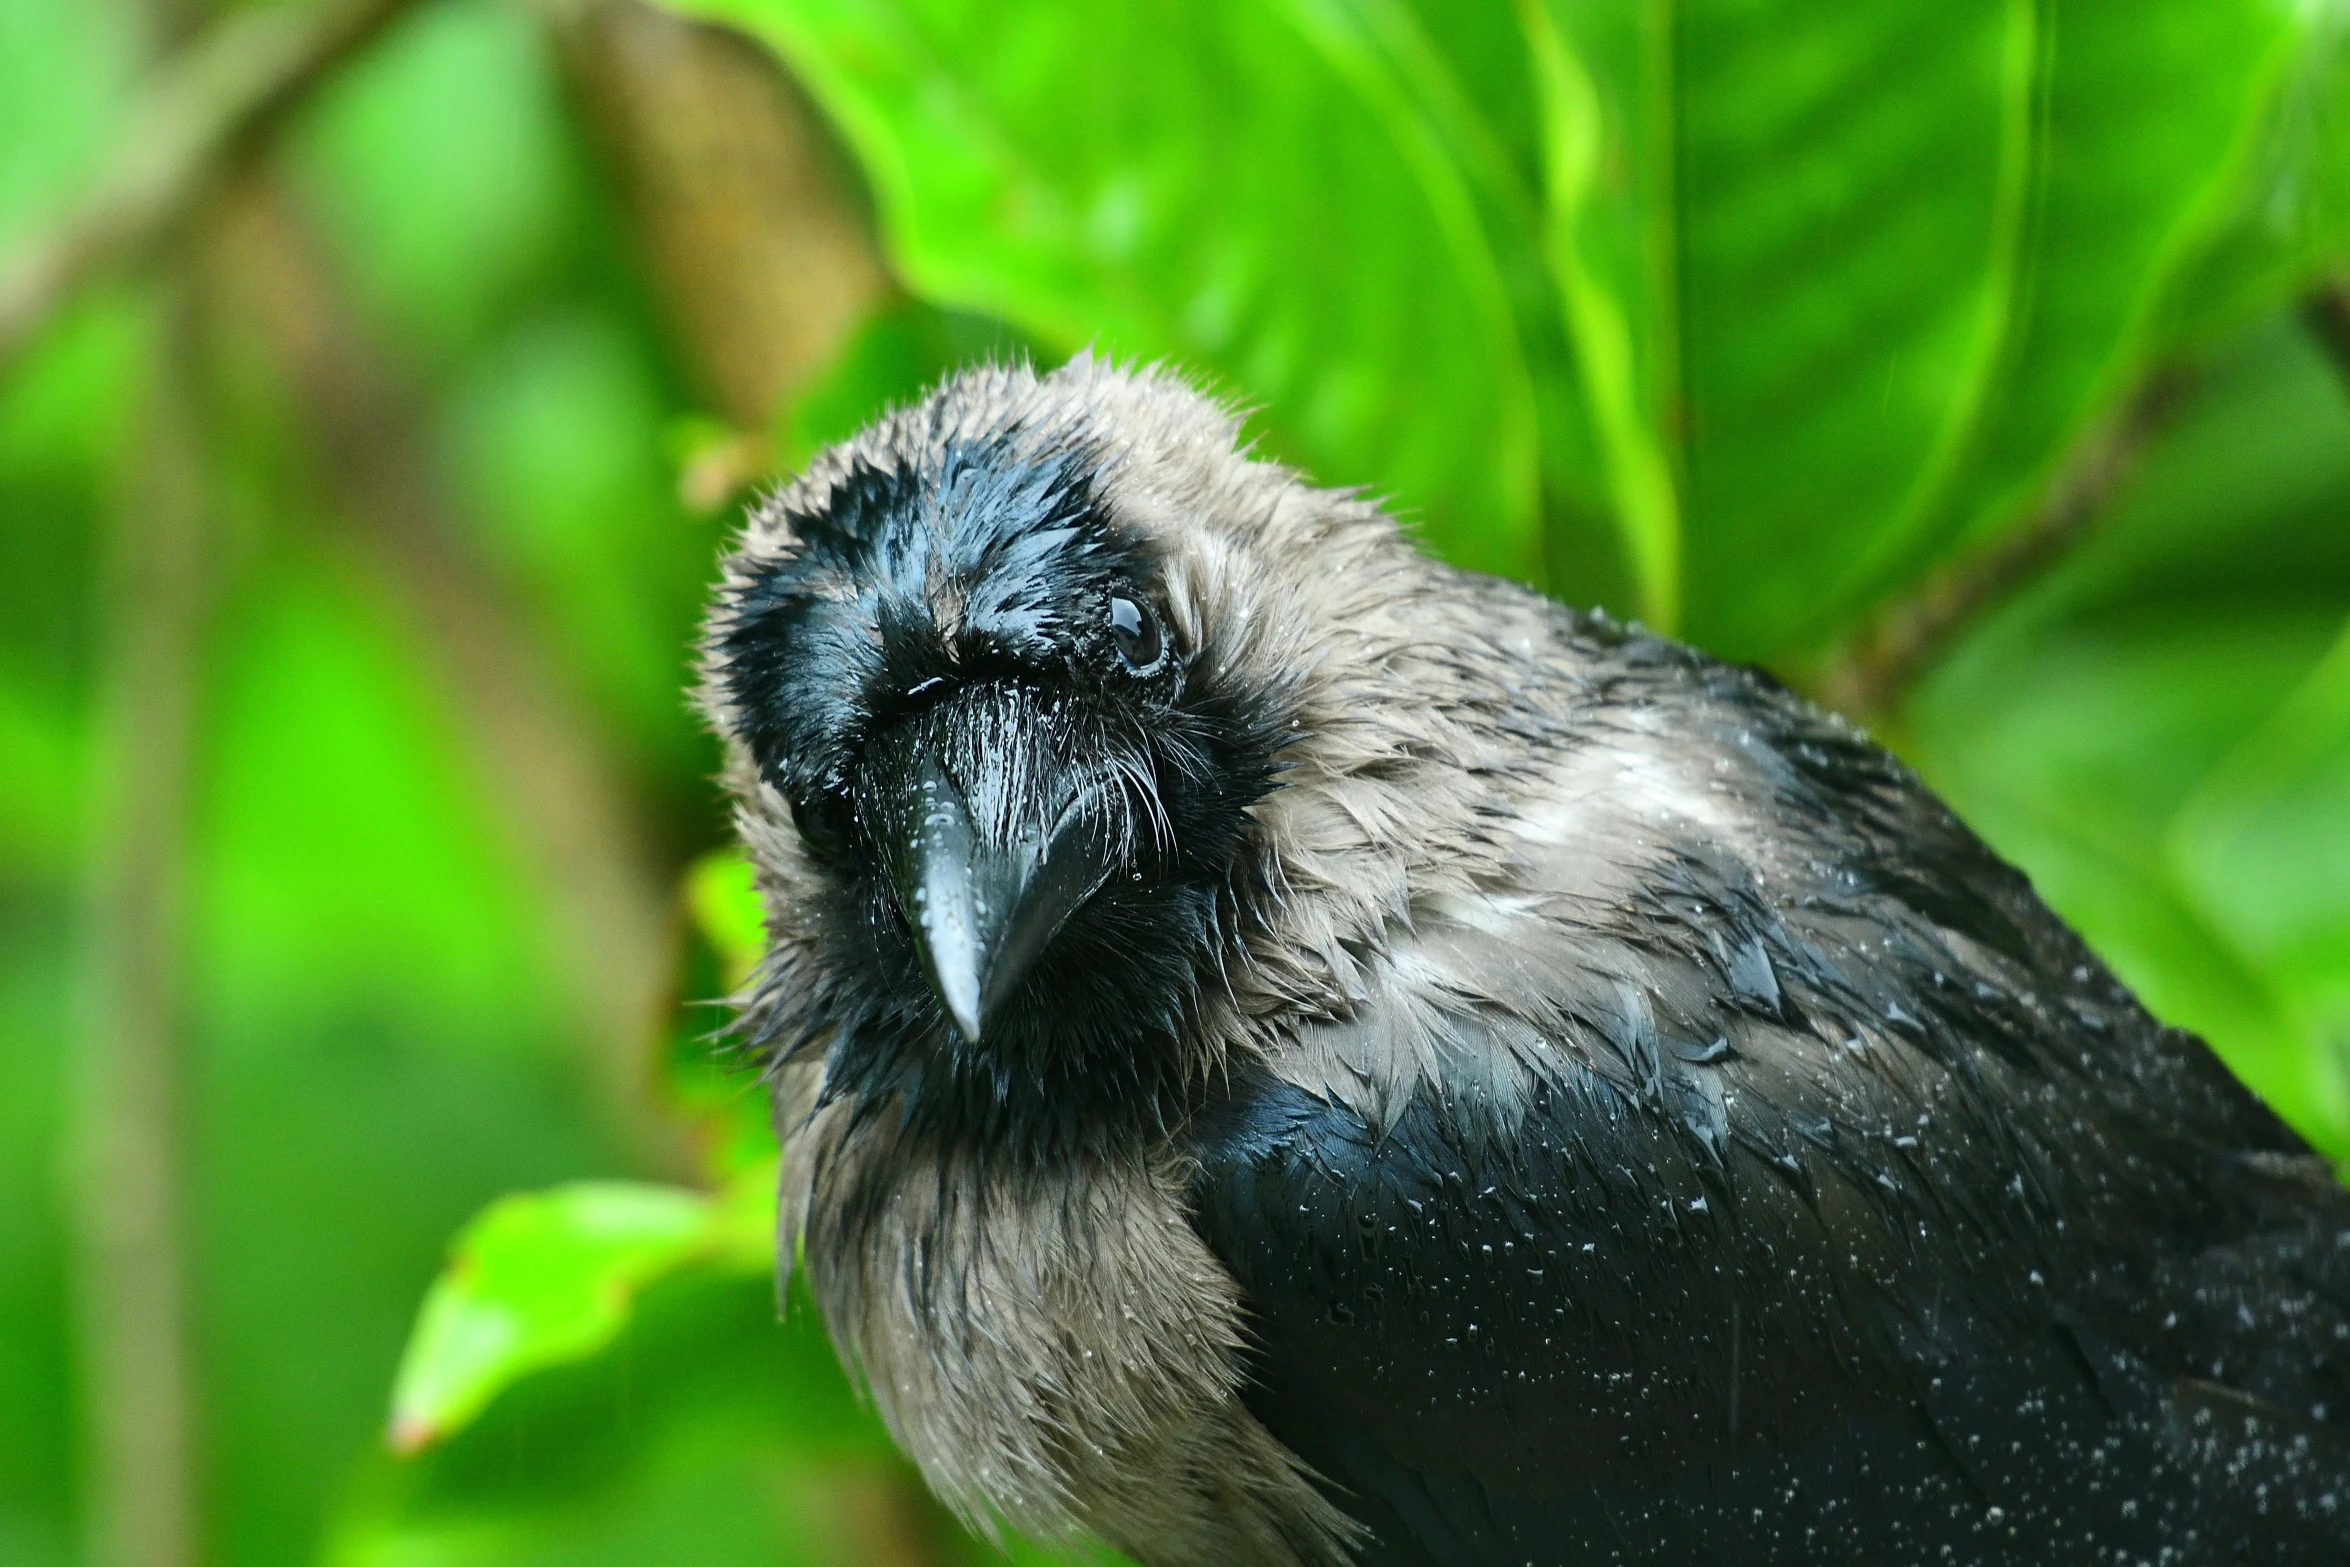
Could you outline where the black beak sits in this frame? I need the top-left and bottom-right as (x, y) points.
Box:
(866, 700), (1122, 1043)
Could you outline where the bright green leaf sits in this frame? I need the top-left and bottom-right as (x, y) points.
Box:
(1562, 0), (2306, 653)
(675, 0), (2335, 656)
(1879, 0), (2308, 585)
(666, 0), (1547, 582)
(1519, 0), (1682, 628)
(332, 1273), (933, 1567)
(1667, 0), (2034, 648)
(387, 1179), (772, 1455)
(2142, 15), (2350, 352)
(686, 849), (766, 994)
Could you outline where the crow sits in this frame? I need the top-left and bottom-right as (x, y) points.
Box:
(702, 356), (2350, 1565)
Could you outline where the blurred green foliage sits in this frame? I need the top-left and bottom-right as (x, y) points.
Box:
(1, 1), (2347, 1565)
(1908, 315), (2350, 1152)
(689, 0), (2350, 648)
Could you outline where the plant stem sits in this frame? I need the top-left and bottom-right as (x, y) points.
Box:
(1811, 363), (2198, 723)
(72, 284), (212, 1567)
(538, 0), (889, 431)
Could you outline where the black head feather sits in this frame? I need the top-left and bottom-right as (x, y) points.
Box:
(711, 414), (1285, 1159)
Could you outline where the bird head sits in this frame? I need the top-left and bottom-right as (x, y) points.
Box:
(703, 357), (1410, 1151)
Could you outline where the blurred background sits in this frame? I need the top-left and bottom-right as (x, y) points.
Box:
(3, 0), (2349, 1564)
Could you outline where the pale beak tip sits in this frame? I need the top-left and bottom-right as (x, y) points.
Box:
(919, 902), (988, 1044)
(940, 975), (985, 1044)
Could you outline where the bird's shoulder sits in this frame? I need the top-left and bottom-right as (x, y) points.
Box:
(1183, 615), (2350, 1558)
(1204, 610), (2306, 1285)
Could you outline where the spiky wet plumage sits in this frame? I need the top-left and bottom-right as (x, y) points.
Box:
(703, 357), (2350, 1565)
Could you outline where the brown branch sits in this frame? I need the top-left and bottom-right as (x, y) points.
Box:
(536, 0), (889, 428)
(785, 1465), (973, 1567)
(204, 178), (694, 1176)
(71, 285), (211, 1567)
(2304, 273), (2350, 393)
(0, 0), (424, 373)
(1812, 363), (2200, 722)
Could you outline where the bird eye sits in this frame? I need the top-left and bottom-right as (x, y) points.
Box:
(1108, 594), (1164, 673)
(788, 790), (857, 864)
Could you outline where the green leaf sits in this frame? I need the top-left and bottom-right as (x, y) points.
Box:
(1519, 0), (1682, 626)
(335, 1274), (928, 1567)
(387, 1175), (776, 1455)
(2143, 16), (2350, 351)
(686, 849), (766, 994)
(1666, 0), (2037, 648)
(665, 0), (1548, 582)
(1882, 0), (2311, 577)
(1526, 0), (2313, 652)
(672, 0), (2335, 657)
